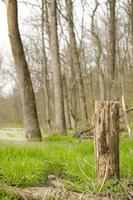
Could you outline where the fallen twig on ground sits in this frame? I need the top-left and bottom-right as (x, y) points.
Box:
(2, 176), (132, 200)
(116, 178), (133, 200)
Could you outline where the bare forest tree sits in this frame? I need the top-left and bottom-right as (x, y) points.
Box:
(49, 0), (66, 134)
(0, 0), (132, 138)
(41, 0), (51, 129)
(108, 0), (117, 100)
(91, 0), (106, 101)
(66, 0), (88, 127)
(3, 0), (42, 140)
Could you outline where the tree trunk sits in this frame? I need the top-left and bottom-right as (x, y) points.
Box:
(99, 73), (106, 101)
(121, 76), (132, 137)
(6, 0), (42, 140)
(108, 0), (116, 100)
(89, 69), (95, 111)
(67, 45), (78, 130)
(91, 1), (106, 101)
(131, 0), (133, 57)
(63, 75), (72, 130)
(130, 0), (133, 76)
(66, 0), (88, 127)
(94, 101), (119, 183)
(49, 0), (66, 134)
(41, 0), (51, 130)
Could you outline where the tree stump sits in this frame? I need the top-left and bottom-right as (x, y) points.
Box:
(94, 101), (119, 183)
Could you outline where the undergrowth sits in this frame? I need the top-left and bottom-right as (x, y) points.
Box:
(0, 137), (132, 199)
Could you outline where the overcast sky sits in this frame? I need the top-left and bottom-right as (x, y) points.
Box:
(0, 0), (35, 94)
(0, 0), (36, 51)
(0, 0), (97, 50)
(0, 2), (8, 49)
(0, 0), (104, 94)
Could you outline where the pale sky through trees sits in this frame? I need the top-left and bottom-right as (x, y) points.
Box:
(0, 0), (132, 140)
(0, 2), (8, 48)
(0, 0), (106, 94)
(0, 1), (41, 94)
(0, 0), (98, 50)
(0, 1), (33, 49)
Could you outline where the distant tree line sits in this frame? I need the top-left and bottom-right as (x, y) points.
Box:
(0, 0), (133, 139)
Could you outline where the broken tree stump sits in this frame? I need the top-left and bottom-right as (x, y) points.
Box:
(94, 101), (119, 183)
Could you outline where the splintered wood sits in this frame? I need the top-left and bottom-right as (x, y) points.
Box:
(94, 101), (119, 183)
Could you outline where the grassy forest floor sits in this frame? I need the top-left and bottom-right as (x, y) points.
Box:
(0, 135), (133, 199)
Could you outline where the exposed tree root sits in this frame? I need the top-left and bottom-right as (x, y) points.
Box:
(2, 174), (133, 200)
(3, 184), (131, 200)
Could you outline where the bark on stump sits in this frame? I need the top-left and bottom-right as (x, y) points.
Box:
(94, 101), (119, 183)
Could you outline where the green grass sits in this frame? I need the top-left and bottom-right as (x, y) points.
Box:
(120, 139), (133, 178)
(0, 137), (132, 199)
(0, 186), (18, 200)
(45, 134), (78, 142)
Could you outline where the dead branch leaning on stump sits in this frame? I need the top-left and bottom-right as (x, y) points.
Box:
(73, 106), (133, 139)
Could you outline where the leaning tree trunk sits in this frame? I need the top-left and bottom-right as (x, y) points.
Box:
(66, 0), (88, 127)
(94, 101), (119, 183)
(121, 76), (132, 137)
(6, 0), (42, 140)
